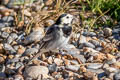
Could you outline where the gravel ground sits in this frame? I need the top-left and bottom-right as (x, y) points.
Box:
(0, 0), (120, 80)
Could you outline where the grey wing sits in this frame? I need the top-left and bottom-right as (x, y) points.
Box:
(39, 26), (56, 49)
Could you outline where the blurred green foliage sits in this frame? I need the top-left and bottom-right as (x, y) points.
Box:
(86, 0), (120, 21)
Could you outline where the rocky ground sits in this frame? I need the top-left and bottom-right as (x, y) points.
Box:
(0, 0), (120, 80)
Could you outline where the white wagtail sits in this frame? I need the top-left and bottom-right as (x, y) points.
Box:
(28, 13), (74, 63)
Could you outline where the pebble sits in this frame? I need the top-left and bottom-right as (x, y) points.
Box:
(83, 42), (95, 48)
(104, 67), (118, 75)
(3, 43), (16, 54)
(23, 48), (38, 56)
(89, 40), (100, 47)
(1, 32), (9, 38)
(87, 63), (103, 69)
(72, 54), (86, 63)
(48, 63), (57, 73)
(113, 71), (120, 80)
(0, 23), (5, 28)
(66, 65), (80, 72)
(103, 28), (112, 37)
(24, 66), (49, 79)
(54, 58), (63, 66)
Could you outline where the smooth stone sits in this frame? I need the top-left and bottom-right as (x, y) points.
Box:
(89, 40), (100, 47)
(15, 62), (24, 69)
(87, 69), (104, 74)
(1, 32), (9, 38)
(66, 65), (80, 72)
(0, 23), (5, 28)
(23, 48), (38, 56)
(112, 28), (120, 34)
(48, 63), (57, 73)
(106, 58), (116, 64)
(83, 42), (95, 48)
(10, 33), (18, 39)
(7, 58), (19, 63)
(113, 71), (120, 80)
(2, 16), (14, 22)
(88, 32), (96, 37)
(79, 35), (87, 43)
(103, 28), (112, 37)
(24, 66), (49, 79)
(104, 67), (118, 75)
(72, 54), (86, 63)
(96, 47), (103, 51)
(87, 63), (103, 69)
(3, 43), (16, 54)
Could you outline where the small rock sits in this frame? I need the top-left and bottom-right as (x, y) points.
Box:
(54, 58), (63, 66)
(89, 40), (100, 47)
(83, 71), (95, 80)
(106, 58), (116, 64)
(83, 42), (95, 48)
(113, 71), (120, 80)
(72, 54), (86, 63)
(87, 63), (103, 69)
(24, 66), (49, 79)
(104, 67), (118, 75)
(0, 23), (5, 28)
(23, 48), (38, 56)
(48, 63), (57, 73)
(103, 28), (112, 37)
(1, 32), (9, 38)
(66, 65), (80, 72)
(89, 32), (96, 37)
(3, 43), (16, 54)
(79, 35), (87, 44)
(70, 60), (79, 65)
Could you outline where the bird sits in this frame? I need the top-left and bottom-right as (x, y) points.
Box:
(28, 13), (74, 64)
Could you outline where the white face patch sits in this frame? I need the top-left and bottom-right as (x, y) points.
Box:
(61, 14), (73, 25)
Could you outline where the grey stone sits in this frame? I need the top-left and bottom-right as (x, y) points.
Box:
(10, 33), (18, 39)
(1, 32), (9, 38)
(2, 16), (14, 22)
(24, 66), (49, 79)
(106, 58), (116, 64)
(103, 28), (112, 37)
(87, 63), (103, 69)
(0, 23), (5, 28)
(96, 47), (103, 51)
(48, 63), (57, 73)
(15, 62), (24, 69)
(66, 65), (80, 72)
(72, 54), (86, 63)
(89, 40), (100, 47)
(24, 48), (38, 55)
(114, 71), (120, 80)
(3, 43), (16, 54)
(83, 42), (95, 48)
(7, 58), (19, 63)
(89, 32), (96, 37)
(7, 33), (18, 44)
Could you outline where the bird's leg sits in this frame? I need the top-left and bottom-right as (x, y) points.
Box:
(26, 49), (48, 66)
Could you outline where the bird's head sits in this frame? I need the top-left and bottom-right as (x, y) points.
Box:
(55, 13), (74, 26)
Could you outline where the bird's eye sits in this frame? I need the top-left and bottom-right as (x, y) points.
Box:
(66, 16), (69, 19)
